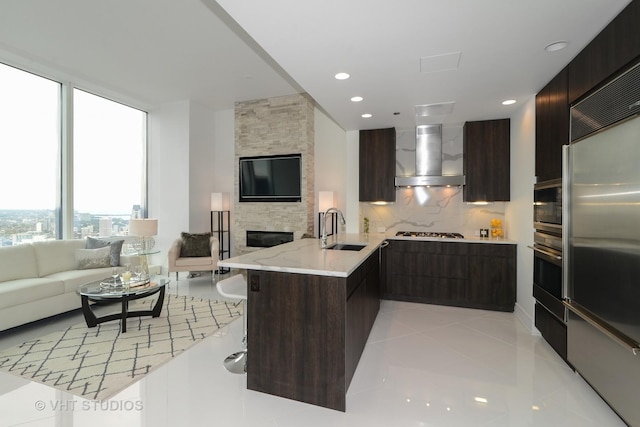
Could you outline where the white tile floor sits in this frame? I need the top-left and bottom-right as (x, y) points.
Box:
(0, 272), (626, 427)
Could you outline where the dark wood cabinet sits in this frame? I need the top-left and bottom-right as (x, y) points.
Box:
(385, 240), (516, 312)
(247, 249), (379, 412)
(346, 252), (379, 388)
(535, 67), (569, 183)
(567, 0), (640, 104)
(468, 243), (516, 312)
(385, 240), (468, 306)
(463, 119), (510, 202)
(532, 0), (640, 364)
(359, 128), (396, 202)
(535, 302), (567, 361)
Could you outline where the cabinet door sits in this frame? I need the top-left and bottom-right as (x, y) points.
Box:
(535, 67), (568, 183)
(463, 119), (510, 202)
(359, 128), (396, 202)
(467, 244), (516, 311)
(568, 1), (640, 104)
(385, 240), (468, 305)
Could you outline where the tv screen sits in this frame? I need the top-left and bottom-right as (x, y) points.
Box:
(239, 154), (302, 202)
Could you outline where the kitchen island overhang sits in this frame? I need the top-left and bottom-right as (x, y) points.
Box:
(218, 234), (386, 412)
(218, 234), (386, 278)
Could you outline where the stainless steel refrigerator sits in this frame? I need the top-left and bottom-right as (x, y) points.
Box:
(564, 61), (640, 426)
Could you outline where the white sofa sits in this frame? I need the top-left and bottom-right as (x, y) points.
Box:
(0, 239), (158, 332)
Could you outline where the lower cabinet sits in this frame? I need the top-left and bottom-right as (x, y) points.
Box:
(385, 240), (516, 312)
(534, 302), (568, 361)
(346, 252), (379, 389)
(468, 243), (517, 311)
(247, 248), (379, 412)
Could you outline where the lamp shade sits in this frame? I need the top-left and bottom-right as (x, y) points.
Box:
(129, 218), (158, 237)
(211, 192), (230, 211)
(318, 191), (335, 212)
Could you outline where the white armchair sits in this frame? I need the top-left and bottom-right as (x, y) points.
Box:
(167, 234), (219, 280)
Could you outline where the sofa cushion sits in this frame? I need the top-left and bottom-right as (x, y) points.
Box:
(0, 278), (65, 310)
(180, 232), (212, 257)
(86, 237), (125, 267)
(33, 240), (86, 276)
(175, 257), (214, 267)
(75, 247), (112, 270)
(46, 267), (112, 293)
(0, 244), (38, 282)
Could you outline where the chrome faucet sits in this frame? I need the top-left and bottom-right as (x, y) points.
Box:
(321, 207), (346, 248)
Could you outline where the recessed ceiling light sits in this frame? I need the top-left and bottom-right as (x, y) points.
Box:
(361, 113), (372, 118)
(544, 41), (568, 52)
(351, 96), (363, 102)
(502, 99), (516, 105)
(334, 72), (350, 80)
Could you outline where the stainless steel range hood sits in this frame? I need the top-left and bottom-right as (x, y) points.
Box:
(394, 124), (465, 187)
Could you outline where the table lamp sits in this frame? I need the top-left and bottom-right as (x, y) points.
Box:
(129, 218), (158, 276)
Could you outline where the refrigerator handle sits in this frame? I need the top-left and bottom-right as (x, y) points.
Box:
(562, 144), (570, 300)
(564, 301), (640, 356)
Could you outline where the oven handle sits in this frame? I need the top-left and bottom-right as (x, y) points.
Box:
(527, 245), (562, 260)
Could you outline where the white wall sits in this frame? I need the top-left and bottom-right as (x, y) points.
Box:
(506, 96), (536, 333)
(148, 101), (191, 268)
(211, 108), (236, 255)
(345, 130), (360, 234)
(314, 108), (347, 236)
(188, 102), (217, 234)
(148, 101), (235, 268)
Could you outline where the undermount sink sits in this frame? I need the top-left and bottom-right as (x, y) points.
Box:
(325, 243), (367, 251)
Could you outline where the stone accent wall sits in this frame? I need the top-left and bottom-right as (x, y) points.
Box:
(234, 94), (315, 253)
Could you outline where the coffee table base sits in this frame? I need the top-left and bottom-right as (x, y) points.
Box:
(80, 286), (165, 333)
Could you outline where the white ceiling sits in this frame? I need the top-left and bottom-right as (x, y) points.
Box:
(0, 0), (632, 132)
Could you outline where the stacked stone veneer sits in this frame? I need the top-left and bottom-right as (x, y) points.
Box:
(234, 94), (315, 254)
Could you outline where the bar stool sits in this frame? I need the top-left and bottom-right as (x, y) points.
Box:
(216, 274), (247, 374)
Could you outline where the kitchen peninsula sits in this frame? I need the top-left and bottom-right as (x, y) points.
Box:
(218, 234), (385, 412)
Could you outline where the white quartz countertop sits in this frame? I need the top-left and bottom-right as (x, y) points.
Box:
(218, 234), (386, 278)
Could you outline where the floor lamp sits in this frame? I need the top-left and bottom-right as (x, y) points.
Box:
(211, 192), (231, 273)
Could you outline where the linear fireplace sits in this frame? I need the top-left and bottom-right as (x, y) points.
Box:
(246, 230), (294, 248)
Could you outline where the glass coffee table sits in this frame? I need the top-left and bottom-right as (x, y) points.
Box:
(77, 276), (170, 333)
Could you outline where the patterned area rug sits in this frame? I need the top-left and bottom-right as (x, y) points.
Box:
(0, 294), (242, 401)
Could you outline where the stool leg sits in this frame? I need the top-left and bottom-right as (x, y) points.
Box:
(222, 299), (247, 374)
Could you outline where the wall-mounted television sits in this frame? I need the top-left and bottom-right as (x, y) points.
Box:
(239, 154), (302, 202)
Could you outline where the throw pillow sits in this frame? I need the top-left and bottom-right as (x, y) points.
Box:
(75, 247), (111, 270)
(180, 232), (212, 257)
(86, 237), (125, 267)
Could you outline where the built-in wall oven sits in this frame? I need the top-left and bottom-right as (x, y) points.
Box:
(531, 178), (567, 360)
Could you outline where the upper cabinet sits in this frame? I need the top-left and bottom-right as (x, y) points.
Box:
(359, 128), (396, 203)
(535, 1), (640, 182)
(567, 0), (640, 104)
(535, 67), (569, 183)
(463, 119), (510, 202)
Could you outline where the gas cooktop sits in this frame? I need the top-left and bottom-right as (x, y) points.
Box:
(395, 231), (465, 239)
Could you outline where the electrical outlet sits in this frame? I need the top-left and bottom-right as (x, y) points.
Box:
(377, 226), (386, 233)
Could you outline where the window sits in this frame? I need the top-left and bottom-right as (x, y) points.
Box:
(0, 63), (60, 245)
(0, 63), (148, 245)
(73, 89), (147, 238)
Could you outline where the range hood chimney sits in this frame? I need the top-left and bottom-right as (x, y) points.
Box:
(394, 124), (465, 187)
